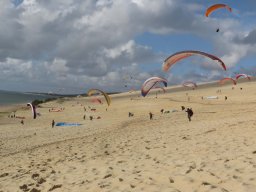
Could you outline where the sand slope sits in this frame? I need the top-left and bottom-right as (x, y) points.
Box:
(1, 82), (256, 192)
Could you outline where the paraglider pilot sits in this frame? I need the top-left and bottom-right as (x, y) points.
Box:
(185, 108), (194, 122)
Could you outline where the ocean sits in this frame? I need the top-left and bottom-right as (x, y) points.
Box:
(0, 90), (58, 106)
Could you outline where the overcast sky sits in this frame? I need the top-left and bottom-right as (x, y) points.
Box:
(0, 0), (255, 94)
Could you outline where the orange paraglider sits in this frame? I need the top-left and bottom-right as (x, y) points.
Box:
(205, 4), (232, 17)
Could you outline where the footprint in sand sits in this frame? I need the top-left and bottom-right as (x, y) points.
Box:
(119, 178), (123, 182)
(169, 177), (174, 183)
(48, 184), (62, 191)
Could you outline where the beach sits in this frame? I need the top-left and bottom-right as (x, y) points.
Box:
(1, 81), (256, 192)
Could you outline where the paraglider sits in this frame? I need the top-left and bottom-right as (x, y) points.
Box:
(87, 89), (111, 106)
(141, 77), (167, 97)
(183, 81), (197, 89)
(205, 4), (232, 17)
(27, 103), (36, 119)
(235, 74), (251, 81)
(162, 51), (226, 72)
(219, 77), (237, 85)
(205, 4), (232, 33)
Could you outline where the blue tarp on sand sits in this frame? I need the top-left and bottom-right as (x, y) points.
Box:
(56, 122), (82, 126)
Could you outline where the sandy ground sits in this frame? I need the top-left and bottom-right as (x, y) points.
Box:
(1, 81), (256, 192)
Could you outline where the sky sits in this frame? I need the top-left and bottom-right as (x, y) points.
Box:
(0, 0), (256, 94)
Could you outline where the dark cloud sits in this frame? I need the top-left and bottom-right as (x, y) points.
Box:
(235, 29), (256, 45)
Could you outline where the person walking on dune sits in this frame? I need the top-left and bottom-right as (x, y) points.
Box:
(52, 120), (55, 128)
(149, 112), (153, 120)
(185, 108), (193, 122)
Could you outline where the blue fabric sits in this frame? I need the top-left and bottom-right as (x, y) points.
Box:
(56, 122), (82, 126)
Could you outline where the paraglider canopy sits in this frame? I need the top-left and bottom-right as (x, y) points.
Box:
(162, 50), (227, 72)
(205, 4), (232, 17)
(141, 77), (167, 97)
(235, 74), (251, 81)
(87, 89), (111, 106)
(219, 77), (237, 85)
(27, 103), (36, 119)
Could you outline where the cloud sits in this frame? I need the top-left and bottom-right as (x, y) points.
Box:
(0, 0), (254, 93)
(0, 58), (32, 77)
(235, 29), (256, 45)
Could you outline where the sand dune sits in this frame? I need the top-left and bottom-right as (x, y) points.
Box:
(1, 81), (256, 192)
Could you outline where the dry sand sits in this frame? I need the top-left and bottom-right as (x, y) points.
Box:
(1, 81), (256, 192)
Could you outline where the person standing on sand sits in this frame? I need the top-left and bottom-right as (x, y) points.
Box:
(225, 96), (227, 101)
(52, 120), (55, 128)
(149, 112), (153, 120)
(185, 108), (193, 122)
(21, 120), (24, 125)
(83, 115), (86, 120)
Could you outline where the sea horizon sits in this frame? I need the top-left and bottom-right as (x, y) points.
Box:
(0, 90), (59, 106)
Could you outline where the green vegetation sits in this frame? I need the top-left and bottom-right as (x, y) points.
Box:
(32, 97), (59, 106)
(0, 112), (10, 117)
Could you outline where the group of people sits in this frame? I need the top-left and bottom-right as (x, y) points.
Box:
(127, 107), (194, 122)
(22, 101), (195, 130)
(8, 113), (16, 118)
(128, 112), (134, 117)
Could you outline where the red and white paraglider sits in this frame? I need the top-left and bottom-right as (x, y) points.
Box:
(219, 77), (237, 85)
(141, 77), (167, 97)
(235, 74), (251, 81)
(27, 103), (37, 119)
(162, 51), (227, 72)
